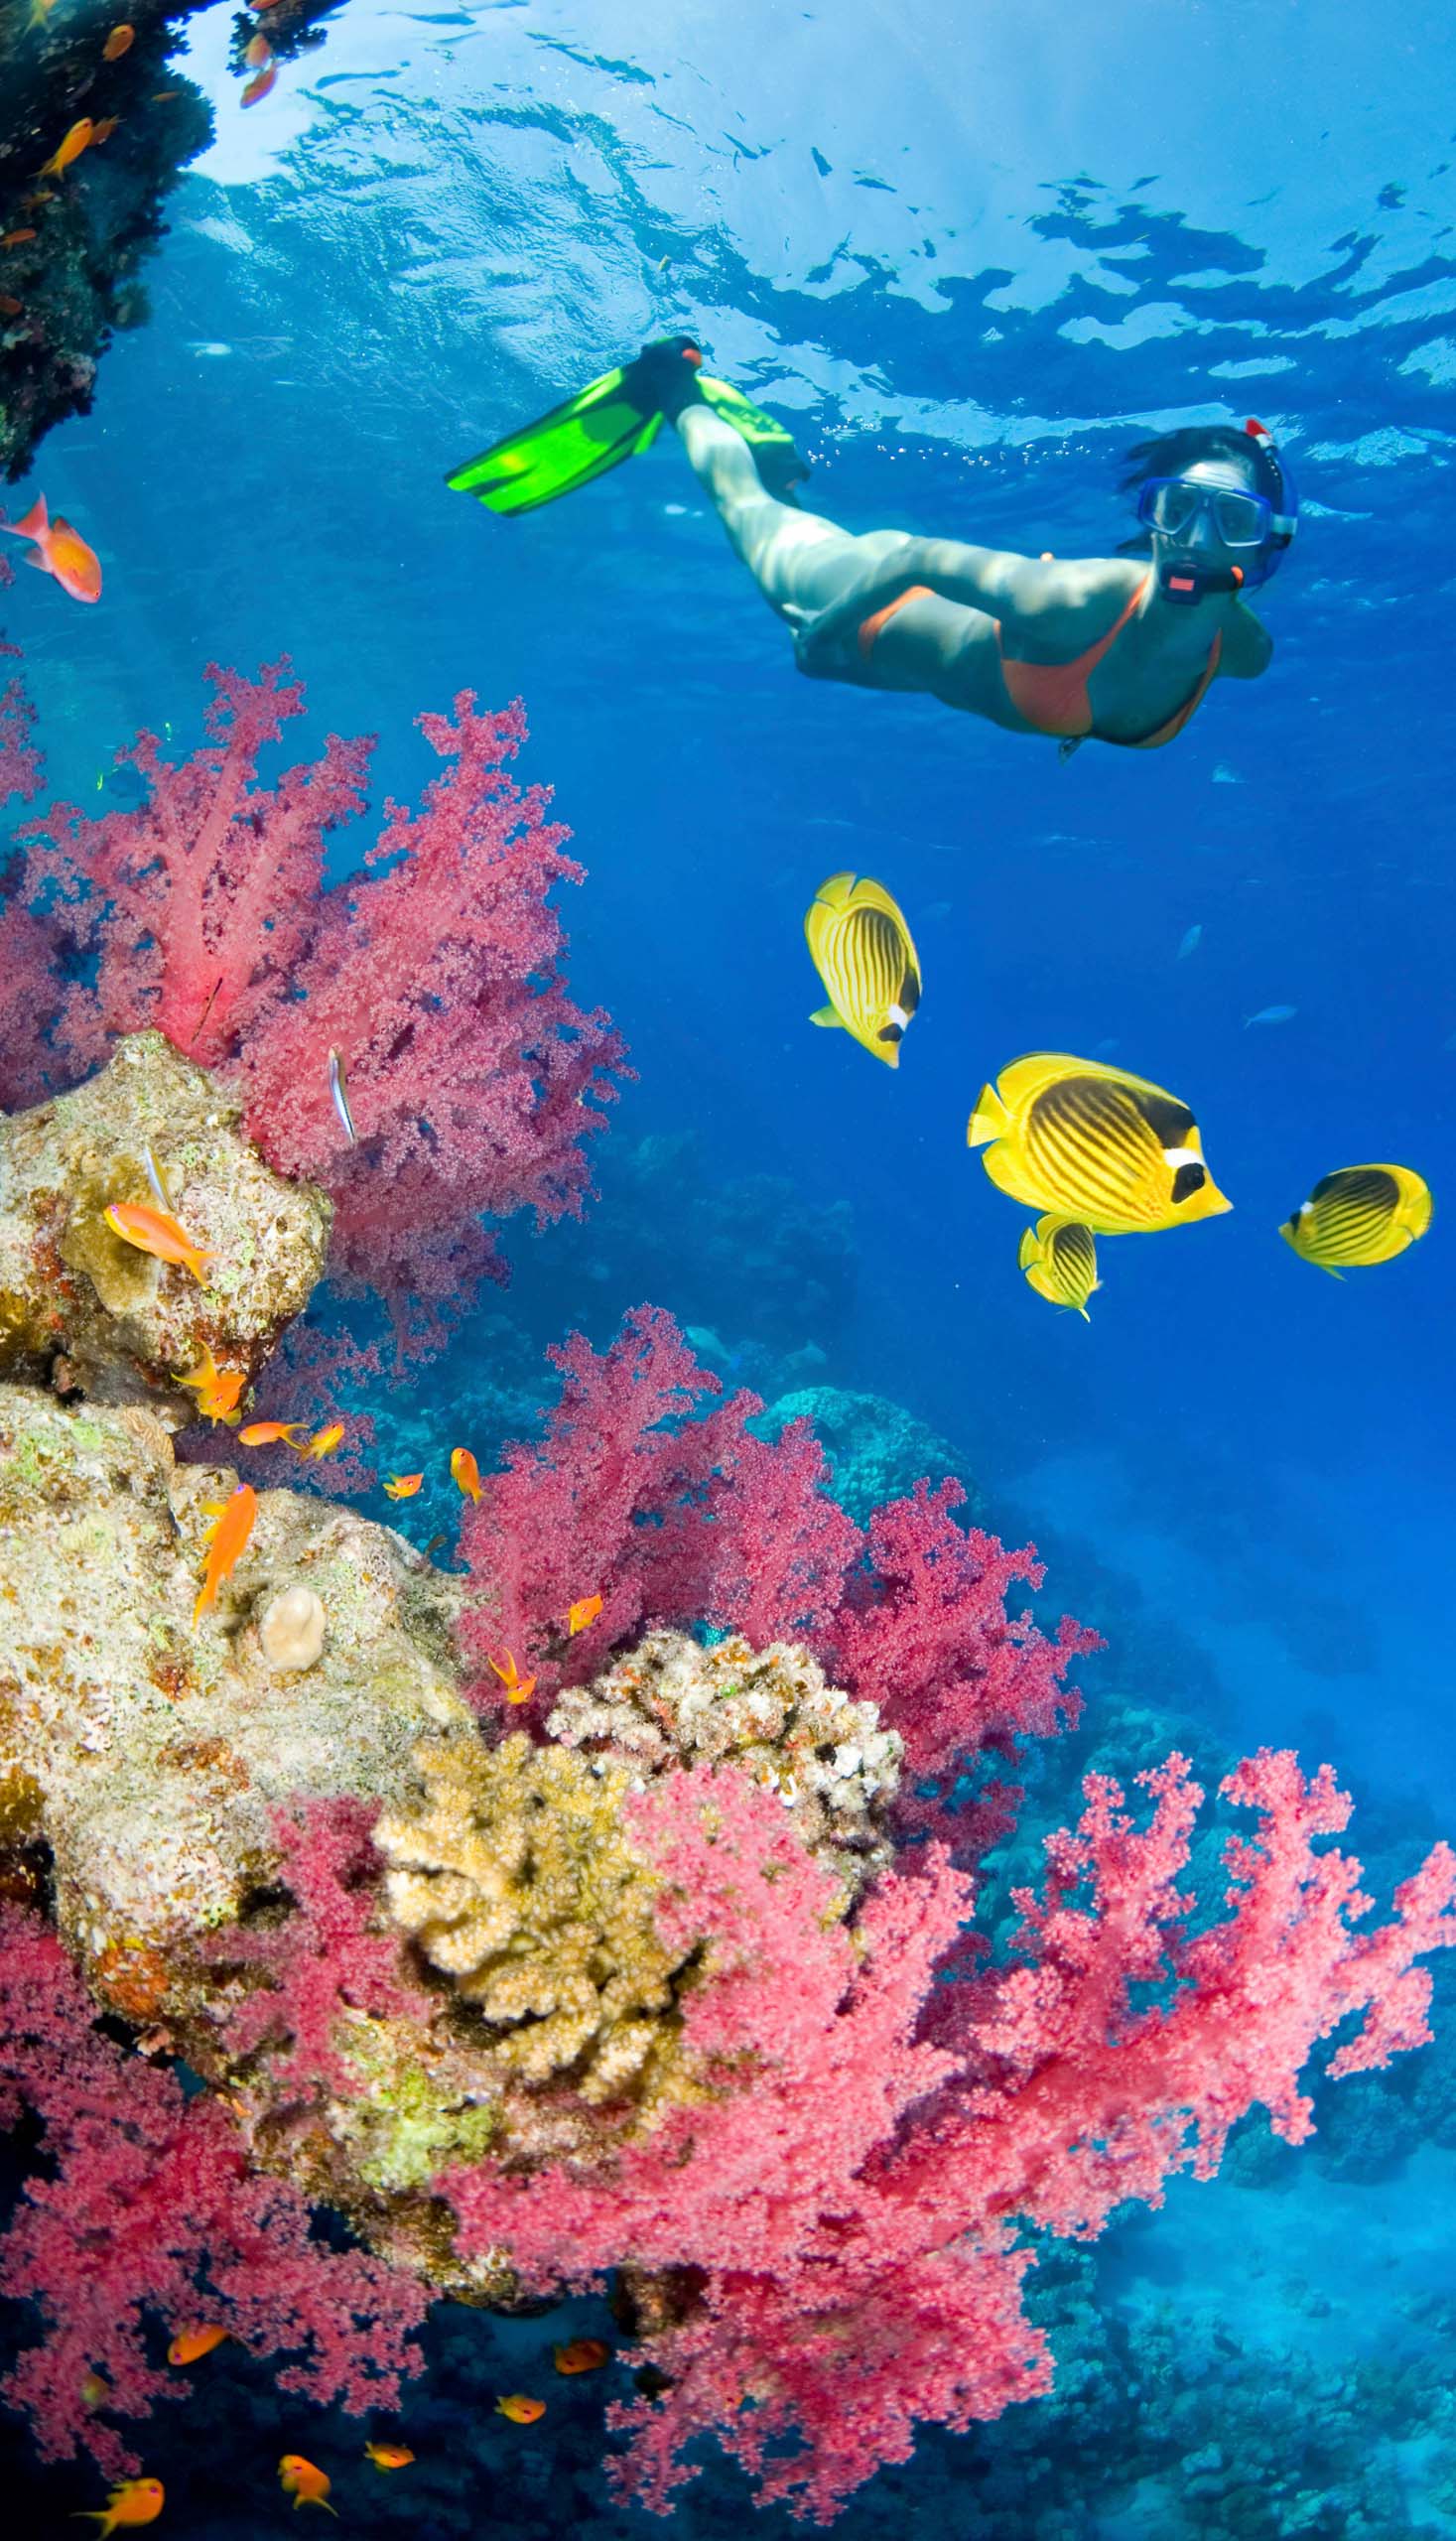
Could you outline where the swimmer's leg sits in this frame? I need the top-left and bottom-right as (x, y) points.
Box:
(674, 403), (908, 621)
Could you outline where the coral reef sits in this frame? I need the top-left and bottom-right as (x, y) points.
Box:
(0, 0), (213, 481)
(549, 1627), (903, 1895)
(376, 1730), (690, 2107)
(0, 1028), (331, 1405)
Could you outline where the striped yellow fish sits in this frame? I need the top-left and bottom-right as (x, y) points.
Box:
(1018, 1215), (1100, 1320)
(968, 1053), (1231, 1235)
(1280, 1164), (1431, 1276)
(804, 871), (920, 1068)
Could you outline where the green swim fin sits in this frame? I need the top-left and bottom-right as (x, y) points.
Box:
(447, 337), (809, 517)
(445, 361), (668, 517)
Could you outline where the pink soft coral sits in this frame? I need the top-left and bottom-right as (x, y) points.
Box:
(200, 1796), (435, 2105)
(459, 1309), (1089, 1855)
(458, 1304), (861, 1705)
(0, 1904), (427, 2478)
(2, 664), (626, 1348)
(441, 1751), (1456, 2521)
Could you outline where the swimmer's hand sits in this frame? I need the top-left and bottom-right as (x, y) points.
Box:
(786, 545), (930, 677)
(784, 603), (850, 679)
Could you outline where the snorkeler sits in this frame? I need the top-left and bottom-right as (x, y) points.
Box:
(449, 337), (1297, 757)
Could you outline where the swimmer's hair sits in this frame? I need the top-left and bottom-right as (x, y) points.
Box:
(1116, 422), (1286, 551)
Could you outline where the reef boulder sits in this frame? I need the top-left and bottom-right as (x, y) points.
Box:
(0, 1379), (468, 2015)
(0, 1029), (331, 1408)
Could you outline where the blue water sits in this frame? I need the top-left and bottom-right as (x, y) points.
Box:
(7, 0), (1456, 2530)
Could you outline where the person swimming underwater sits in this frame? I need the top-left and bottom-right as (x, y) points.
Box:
(448, 337), (1297, 755)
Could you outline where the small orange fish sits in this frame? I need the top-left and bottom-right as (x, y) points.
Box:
(176, 1345), (246, 1427)
(2, 492), (102, 604)
(91, 117), (121, 144)
(298, 1421), (344, 1462)
(0, 295), (22, 318)
(41, 118), (95, 178)
(495, 2393), (546, 2425)
(23, 191), (57, 204)
(450, 1446), (481, 1503)
(151, 89), (181, 100)
(72, 2476), (165, 2534)
(103, 1201), (211, 1280)
(363, 2441), (415, 2470)
(553, 2337), (610, 2374)
(168, 2323), (228, 2365)
(242, 62), (279, 105)
(244, 33), (273, 67)
(102, 24), (135, 59)
(193, 1484), (258, 1627)
(279, 2454), (336, 2513)
(488, 1651), (537, 1706)
(238, 1419), (307, 1448)
(566, 1594), (603, 1638)
(383, 1473), (423, 1500)
(1, 229), (38, 248)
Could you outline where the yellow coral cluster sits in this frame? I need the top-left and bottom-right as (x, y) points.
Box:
(549, 1630), (903, 1896)
(374, 1731), (689, 2105)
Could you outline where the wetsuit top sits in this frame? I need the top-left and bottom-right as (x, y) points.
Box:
(858, 572), (1223, 750)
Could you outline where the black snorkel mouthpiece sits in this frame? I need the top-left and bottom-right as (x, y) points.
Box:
(1159, 558), (1245, 605)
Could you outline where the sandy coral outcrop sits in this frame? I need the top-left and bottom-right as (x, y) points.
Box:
(376, 1731), (689, 2106)
(0, 1030), (331, 1406)
(549, 1628), (904, 1895)
(0, 1380), (467, 2007)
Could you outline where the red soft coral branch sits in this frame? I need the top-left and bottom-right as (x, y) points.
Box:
(0, 1904), (427, 2477)
(200, 1796), (435, 2103)
(0, 667), (626, 1350)
(440, 1749), (1456, 2520)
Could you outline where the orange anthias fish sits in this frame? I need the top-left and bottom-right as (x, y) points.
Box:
(297, 1422), (344, 1461)
(383, 1473), (423, 1500)
(176, 1345), (246, 1427)
(1, 228), (38, 247)
(193, 1485), (258, 1627)
(553, 2338), (610, 2375)
(168, 2323), (229, 2365)
(41, 117), (95, 177)
(73, 2476), (166, 2534)
(244, 32), (272, 67)
(566, 1594), (603, 1638)
(363, 2441), (415, 2470)
(1, 493), (102, 603)
(0, 295), (24, 318)
(242, 62), (279, 106)
(495, 2394), (546, 2425)
(91, 116), (121, 144)
(488, 1651), (537, 1706)
(102, 25), (135, 60)
(450, 1446), (481, 1503)
(103, 1201), (212, 1281)
(238, 1419), (307, 1448)
(278, 2454), (336, 2513)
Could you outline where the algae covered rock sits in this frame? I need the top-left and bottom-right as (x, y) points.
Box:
(0, 1380), (468, 2007)
(758, 1384), (981, 1528)
(0, 1030), (331, 1408)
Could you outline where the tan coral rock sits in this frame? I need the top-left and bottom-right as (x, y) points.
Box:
(549, 1628), (903, 1895)
(376, 1730), (690, 2105)
(0, 1380), (470, 2006)
(0, 1029), (331, 1411)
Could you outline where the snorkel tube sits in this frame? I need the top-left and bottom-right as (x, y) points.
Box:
(1238, 416), (1298, 587)
(1156, 416), (1298, 602)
